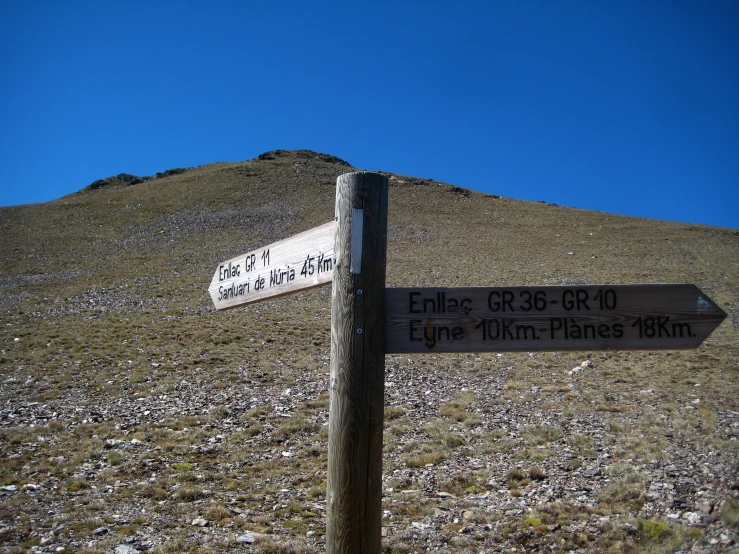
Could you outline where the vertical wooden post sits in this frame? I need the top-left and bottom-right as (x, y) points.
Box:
(327, 172), (388, 553)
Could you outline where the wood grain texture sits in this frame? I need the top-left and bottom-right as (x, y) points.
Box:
(385, 284), (726, 353)
(208, 221), (334, 310)
(327, 172), (388, 554)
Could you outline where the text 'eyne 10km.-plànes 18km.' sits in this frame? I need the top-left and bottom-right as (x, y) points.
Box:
(208, 221), (335, 310)
(384, 285), (726, 353)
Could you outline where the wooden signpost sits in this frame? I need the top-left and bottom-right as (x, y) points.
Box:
(208, 172), (727, 554)
(385, 285), (726, 353)
(208, 221), (334, 309)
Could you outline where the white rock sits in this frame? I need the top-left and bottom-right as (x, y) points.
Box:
(191, 517), (208, 527)
(236, 532), (257, 544)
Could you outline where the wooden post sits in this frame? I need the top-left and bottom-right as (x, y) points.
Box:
(327, 172), (388, 553)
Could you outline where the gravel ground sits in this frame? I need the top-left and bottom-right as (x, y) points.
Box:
(1, 150), (737, 553)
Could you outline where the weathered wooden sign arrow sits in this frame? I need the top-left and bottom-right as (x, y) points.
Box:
(385, 284), (726, 353)
(208, 221), (334, 310)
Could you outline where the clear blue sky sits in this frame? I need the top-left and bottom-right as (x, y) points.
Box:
(1, 1), (737, 228)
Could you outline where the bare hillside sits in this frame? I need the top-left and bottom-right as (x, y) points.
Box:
(1, 150), (737, 553)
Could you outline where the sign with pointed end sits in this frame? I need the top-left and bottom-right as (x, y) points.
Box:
(385, 284), (726, 353)
(208, 221), (335, 310)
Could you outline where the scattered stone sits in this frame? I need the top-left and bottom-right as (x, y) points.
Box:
(191, 518), (208, 527)
(114, 546), (140, 554)
(1, 485), (18, 492)
(92, 526), (109, 535)
(236, 532), (257, 544)
(568, 360), (593, 375)
(696, 501), (713, 514)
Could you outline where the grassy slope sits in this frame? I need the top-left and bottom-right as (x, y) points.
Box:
(0, 150), (737, 553)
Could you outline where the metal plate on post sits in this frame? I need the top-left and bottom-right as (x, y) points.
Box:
(350, 208), (363, 274)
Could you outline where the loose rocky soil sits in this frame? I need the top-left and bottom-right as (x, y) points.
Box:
(0, 150), (737, 553)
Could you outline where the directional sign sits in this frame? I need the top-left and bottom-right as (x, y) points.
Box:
(385, 284), (726, 353)
(207, 172), (731, 554)
(208, 222), (334, 310)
